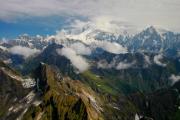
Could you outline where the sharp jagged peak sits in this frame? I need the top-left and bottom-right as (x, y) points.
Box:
(141, 26), (158, 35)
(141, 26), (172, 36)
(146, 26), (157, 32)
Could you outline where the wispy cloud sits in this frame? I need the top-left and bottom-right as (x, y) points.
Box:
(66, 17), (139, 35)
(97, 59), (115, 69)
(69, 43), (91, 55)
(169, 74), (180, 85)
(97, 58), (135, 70)
(94, 41), (128, 54)
(56, 47), (89, 72)
(8, 46), (40, 58)
(116, 61), (136, 70)
(0, 46), (7, 51)
(144, 55), (151, 65)
(153, 54), (166, 67)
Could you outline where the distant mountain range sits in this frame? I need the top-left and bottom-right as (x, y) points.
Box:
(1, 26), (180, 56)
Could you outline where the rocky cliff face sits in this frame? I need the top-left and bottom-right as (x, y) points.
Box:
(129, 85), (180, 120)
(30, 63), (103, 120)
(0, 61), (31, 120)
(22, 63), (138, 120)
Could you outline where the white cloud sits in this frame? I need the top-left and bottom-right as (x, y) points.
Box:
(61, 17), (140, 36)
(8, 46), (40, 58)
(143, 54), (151, 68)
(169, 74), (180, 85)
(97, 58), (135, 70)
(56, 47), (89, 72)
(90, 16), (140, 35)
(94, 41), (128, 54)
(0, 0), (180, 31)
(116, 61), (135, 70)
(97, 59), (115, 69)
(153, 54), (166, 67)
(144, 55), (151, 64)
(69, 43), (91, 55)
(0, 46), (7, 51)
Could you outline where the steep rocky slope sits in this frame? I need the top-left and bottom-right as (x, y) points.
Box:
(0, 61), (32, 120)
(22, 63), (137, 120)
(129, 87), (180, 120)
(0, 58), (179, 120)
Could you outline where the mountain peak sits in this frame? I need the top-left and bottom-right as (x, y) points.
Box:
(144, 26), (157, 34)
(144, 26), (171, 36)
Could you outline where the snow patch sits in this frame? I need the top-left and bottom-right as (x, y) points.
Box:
(82, 90), (103, 112)
(22, 78), (36, 88)
(135, 114), (140, 120)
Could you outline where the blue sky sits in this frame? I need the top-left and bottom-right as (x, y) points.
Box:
(0, 16), (71, 39)
(0, 0), (180, 39)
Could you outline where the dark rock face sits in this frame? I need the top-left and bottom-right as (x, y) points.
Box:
(0, 61), (29, 120)
(130, 26), (162, 53)
(129, 88), (180, 120)
(0, 48), (10, 61)
(90, 51), (180, 94)
(24, 63), (139, 120)
(33, 63), (49, 93)
(173, 81), (180, 92)
(23, 63), (98, 120)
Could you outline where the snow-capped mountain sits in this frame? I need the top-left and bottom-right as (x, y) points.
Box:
(51, 25), (180, 56)
(1, 25), (180, 57)
(127, 26), (180, 53)
(127, 26), (163, 53)
(1, 34), (51, 50)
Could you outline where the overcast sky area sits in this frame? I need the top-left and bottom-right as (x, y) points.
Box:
(0, 0), (180, 38)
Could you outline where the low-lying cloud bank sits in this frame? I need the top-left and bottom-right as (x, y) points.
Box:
(94, 41), (128, 54)
(144, 55), (151, 65)
(169, 74), (180, 85)
(8, 46), (40, 58)
(56, 47), (89, 72)
(97, 60), (115, 69)
(116, 61), (136, 70)
(0, 46), (8, 51)
(153, 54), (166, 67)
(69, 42), (91, 55)
(97, 58), (135, 70)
